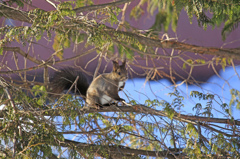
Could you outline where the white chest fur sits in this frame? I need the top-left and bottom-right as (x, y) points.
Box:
(99, 94), (112, 105)
(118, 81), (125, 89)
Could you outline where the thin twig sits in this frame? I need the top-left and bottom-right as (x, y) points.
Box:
(0, 47), (98, 74)
(93, 53), (103, 79)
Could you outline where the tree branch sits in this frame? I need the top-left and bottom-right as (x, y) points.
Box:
(56, 139), (182, 159)
(1, 105), (239, 126)
(108, 29), (240, 60)
(0, 4), (32, 23)
(1, 3), (240, 60)
(0, 0), (133, 23)
(3, 47), (42, 64)
(0, 47), (98, 74)
(65, 19), (240, 60)
(73, 0), (133, 13)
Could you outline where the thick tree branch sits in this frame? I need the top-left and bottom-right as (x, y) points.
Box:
(1, 105), (239, 126)
(107, 29), (240, 60)
(67, 105), (240, 126)
(65, 20), (240, 60)
(73, 0), (133, 13)
(56, 139), (182, 159)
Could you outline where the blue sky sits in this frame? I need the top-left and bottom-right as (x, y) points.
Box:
(56, 66), (240, 157)
(122, 66), (240, 119)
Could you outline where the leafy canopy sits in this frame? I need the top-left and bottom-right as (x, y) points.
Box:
(0, 0), (240, 159)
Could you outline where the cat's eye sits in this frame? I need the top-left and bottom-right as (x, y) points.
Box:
(118, 72), (121, 75)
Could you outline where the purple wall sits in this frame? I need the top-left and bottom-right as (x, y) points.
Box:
(1, 0), (239, 82)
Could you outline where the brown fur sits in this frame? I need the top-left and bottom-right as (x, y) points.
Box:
(86, 59), (128, 108)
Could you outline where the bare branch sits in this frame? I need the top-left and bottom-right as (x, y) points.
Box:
(0, 4), (32, 23)
(0, 47), (98, 74)
(3, 47), (42, 64)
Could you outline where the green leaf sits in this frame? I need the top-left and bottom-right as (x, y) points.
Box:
(186, 59), (193, 64)
(130, 6), (144, 20)
(0, 47), (3, 55)
(164, 104), (175, 120)
(221, 58), (226, 72)
(64, 37), (70, 48)
(136, 41), (143, 51)
(75, 0), (84, 8)
(35, 34), (42, 42)
(182, 63), (186, 69)
(150, 11), (167, 32)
